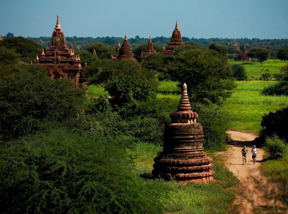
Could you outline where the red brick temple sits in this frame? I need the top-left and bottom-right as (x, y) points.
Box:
(111, 41), (121, 60)
(0, 33), (2, 42)
(234, 45), (251, 61)
(162, 21), (185, 55)
(115, 35), (136, 61)
(228, 38), (240, 51)
(153, 83), (214, 184)
(139, 37), (157, 60)
(35, 15), (84, 86)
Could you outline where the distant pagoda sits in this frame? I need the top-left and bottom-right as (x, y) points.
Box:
(116, 35), (137, 61)
(139, 37), (157, 61)
(35, 15), (84, 86)
(234, 45), (251, 61)
(153, 83), (214, 183)
(162, 21), (185, 55)
(111, 41), (121, 60)
(0, 33), (2, 42)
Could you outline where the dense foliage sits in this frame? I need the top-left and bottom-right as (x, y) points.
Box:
(168, 47), (235, 104)
(232, 64), (247, 81)
(0, 129), (167, 213)
(264, 135), (287, 159)
(261, 65), (288, 96)
(0, 67), (86, 141)
(0, 37), (40, 62)
(248, 47), (270, 64)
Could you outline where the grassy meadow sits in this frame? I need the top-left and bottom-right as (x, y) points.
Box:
(229, 59), (286, 79)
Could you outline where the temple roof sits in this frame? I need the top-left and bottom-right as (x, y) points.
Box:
(117, 35), (136, 61)
(140, 36), (157, 60)
(162, 21), (184, 55)
(51, 15), (67, 47)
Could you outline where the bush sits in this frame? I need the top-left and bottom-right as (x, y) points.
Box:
(265, 135), (287, 159)
(0, 67), (86, 141)
(0, 129), (166, 213)
(259, 107), (288, 144)
(259, 73), (272, 81)
(232, 64), (247, 81)
(105, 74), (156, 104)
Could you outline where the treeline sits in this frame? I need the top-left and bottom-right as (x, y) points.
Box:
(25, 35), (288, 50)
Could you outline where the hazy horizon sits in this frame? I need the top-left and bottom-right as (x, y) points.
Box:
(1, 0), (288, 39)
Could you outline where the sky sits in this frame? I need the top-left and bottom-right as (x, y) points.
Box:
(0, 0), (288, 39)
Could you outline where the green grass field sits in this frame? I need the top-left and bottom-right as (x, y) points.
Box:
(229, 59), (287, 79)
(221, 81), (288, 134)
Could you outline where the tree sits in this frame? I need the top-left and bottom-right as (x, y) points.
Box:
(0, 67), (86, 141)
(248, 47), (270, 64)
(87, 42), (114, 59)
(0, 37), (40, 62)
(168, 48), (235, 104)
(105, 74), (156, 104)
(208, 43), (228, 56)
(276, 46), (288, 62)
(0, 46), (20, 65)
(232, 64), (247, 80)
(6, 32), (14, 37)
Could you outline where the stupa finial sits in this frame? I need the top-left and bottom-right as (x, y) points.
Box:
(175, 21), (179, 30)
(55, 15), (61, 29)
(124, 35), (127, 40)
(177, 83), (191, 111)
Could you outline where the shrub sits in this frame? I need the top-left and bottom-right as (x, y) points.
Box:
(259, 73), (272, 81)
(0, 67), (86, 141)
(259, 107), (288, 144)
(232, 64), (247, 80)
(264, 135), (287, 159)
(105, 74), (156, 104)
(0, 129), (166, 213)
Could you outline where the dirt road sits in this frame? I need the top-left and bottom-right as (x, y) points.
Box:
(222, 131), (285, 214)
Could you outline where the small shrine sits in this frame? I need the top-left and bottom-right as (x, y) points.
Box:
(153, 83), (214, 183)
(139, 37), (157, 60)
(115, 35), (137, 61)
(35, 15), (84, 86)
(162, 21), (185, 55)
(111, 41), (121, 60)
(234, 45), (251, 61)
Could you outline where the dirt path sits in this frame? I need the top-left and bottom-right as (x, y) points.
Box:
(222, 131), (285, 214)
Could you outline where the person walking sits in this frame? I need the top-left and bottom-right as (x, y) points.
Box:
(251, 145), (257, 164)
(241, 146), (248, 165)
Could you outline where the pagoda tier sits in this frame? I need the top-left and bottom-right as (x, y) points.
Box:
(117, 35), (137, 61)
(162, 21), (185, 55)
(234, 45), (251, 61)
(111, 41), (121, 60)
(153, 83), (214, 184)
(36, 15), (84, 86)
(139, 37), (157, 60)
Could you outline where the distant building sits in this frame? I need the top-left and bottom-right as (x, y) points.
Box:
(139, 37), (157, 61)
(111, 41), (121, 60)
(113, 35), (136, 62)
(228, 38), (240, 51)
(234, 45), (251, 61)
(0, 33), (2, 41)
(35, 15), (85, 86)
(162, 21), (185, 55)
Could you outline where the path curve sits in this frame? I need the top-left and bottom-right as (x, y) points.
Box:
(221, 131), (284, 214)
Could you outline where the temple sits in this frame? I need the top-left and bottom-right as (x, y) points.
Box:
(139, 37), (157, 60)
(153, 83), (214, 183)
(228, 38), (240, 51)
(93, 48), (97, 57)
(162, 21), (185, 55)
(111, 41), (121, 60)
(0, 33), (2, 41)
(234, 45), (251, 61)
(36, 15), (84, 86)
(114, 35), (136, 61)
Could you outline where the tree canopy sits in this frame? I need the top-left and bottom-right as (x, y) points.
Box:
(248, 47), (270, 64)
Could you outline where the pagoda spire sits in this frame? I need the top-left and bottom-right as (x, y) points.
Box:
(175, 21), (179, 30)
(55, 15), (61, 30)
(177, 83), (192, 111)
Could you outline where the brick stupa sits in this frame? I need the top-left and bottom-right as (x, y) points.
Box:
(111, 41), (121, 60)
(36, 15), (84, 86)
(162, 21), (185, 55)
(0, 33), (2, 42)
(139, 37), (157, 60)
(234, 45), (251, 61)
(153, 83), (214, 183)
(116, 35), (137, 61)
